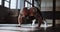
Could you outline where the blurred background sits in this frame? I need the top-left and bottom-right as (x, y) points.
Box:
(0, 0), (59, 25)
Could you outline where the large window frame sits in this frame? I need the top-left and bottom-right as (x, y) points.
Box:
(4, 0), (21, 9)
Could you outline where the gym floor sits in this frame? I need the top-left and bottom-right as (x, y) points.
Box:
(0, 24), (60, 32)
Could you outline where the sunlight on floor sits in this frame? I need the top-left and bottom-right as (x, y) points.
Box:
(0, 24), (52, 31)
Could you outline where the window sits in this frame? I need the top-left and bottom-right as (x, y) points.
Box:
(17, 0), (21, 9)
(10, 0), (16, 9)
(27, 0), (32, 3)
(27, 3), (31, 7)
(4, 1), (9, 8)
(34, 1), (37, 7)
(4, 0), (10, 8)
(25, 0), (32, 8)
(27, 0), (31, 2)
(5, 0), (10, 1)
(25, 2), (32, 8)
(27, 3), (32, 8)
(4, 0), (24, 9)
(25, 2), (28, 7)
(0, 0), (2, 5)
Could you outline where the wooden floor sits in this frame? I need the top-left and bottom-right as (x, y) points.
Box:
(0, 24), (60, 32)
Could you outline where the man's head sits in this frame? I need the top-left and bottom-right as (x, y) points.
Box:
(20, 7), (28, 16)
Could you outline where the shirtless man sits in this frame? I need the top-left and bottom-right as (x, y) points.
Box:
(18, 7), (43, 28)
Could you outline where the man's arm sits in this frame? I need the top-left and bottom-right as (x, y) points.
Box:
(35, 13), (43, 27)
(18, 13), (22, 25)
